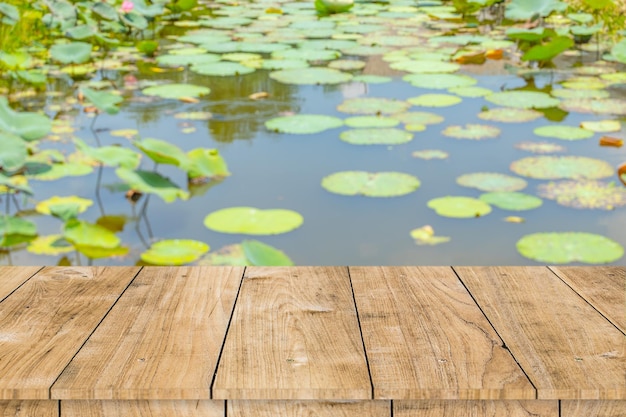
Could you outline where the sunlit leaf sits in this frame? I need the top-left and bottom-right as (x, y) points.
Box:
(27, 234), (74, 255)
(63, 219), (120, 248)
(204, 207), (303, 235)
(134, 138), (191, 168)
(517, 232), (623, 264)
(187, 148), (230, 179)
(0, 131), (27, 171)
(427, 196), (492, 218)
(49, 41), (92, 64)
(537, 180), (626, 209)
(510, 156), (614, 179)
(35, 195), (93, 221)
(479, 192), (543, 211)
(115, 168), (190, 202)
(0, 97), (51, 141)
(410, 225), (450, 245)
(141, 239), (209, 265)
(321, 171), (420, 197)
(265, 114), (343, 134)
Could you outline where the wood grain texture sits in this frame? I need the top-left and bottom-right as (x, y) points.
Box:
(62, 401), (224, 417)
(0, 266), (41, 302)
(228, 400), (389, 417)
(349, 266), (534, 400)
(0, 401), (58, 417)
(455, 266), (626, 400)
(0, 266), (140, 400)
(562, 400), (626, 417)
(52, 267), (244, 400)
(213, 267), (371, 400)
(550, 267), (625, 333)
(394, 400), (558, 417)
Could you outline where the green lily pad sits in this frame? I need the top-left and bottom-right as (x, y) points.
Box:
(457, 172), (527, 192)
(0, 215), (36, 237)
(142, 83), (211, 99)
(0, 97), (51, 141)
(187, 148), (230, 180)
(156, 53), (221, 67)
(63, 219), (120, 249)
(49, 41), (92, 64)
(141, 239), (210, 265)
(442, 124), (501, 140)
(408, 94), (462, 107)
(559, 98), (626, 115)
(427, 196), (492, 218)
(522, 36), (574, 62)
(390, 60), (460, 74)
(27, 235), (74, 255)
(269, 67), (352, 85)
(505, 0), (567, 21)
(199, 240), (294, 266)
(393, 111), (444, 125)
(134, 138), (191, 168)
(485, 91), (560, 109)
(321, 171), (420, 197)
(340, 45), (391, 56)
(611, 39), (626, 64)
(344, 116), (399, 128)
(35, 196), (93, 221)
(74, 139), (141, 169)
(352, 75), (392, 84)
(479, 192), (543, 211)
(412, 149), (449, 160)
(272, 48), (340, 61)
(537, 180), (626, 210)
(478, 108), (543, 123)
(265, 114), (343, 134)
(403, 73), (477, 89)
(337, 97), (410, 115)
(510, 156), (614, 179)
(204, 207), (303, 235)
(551, 88), (610, 99)
(27, 162), (93, 181)
(516, 232), (623, 264)
(80, 88), (122, 115)
(191, 62), (255, 76)
(515, 141), (566, 154)
(75, 245), (129, 259)
(0, 173), (32, 195)
(533, 125), (594, 140)
(410, 225), (450, 246)
(327, 59), (365, 70)
(0, 131), (26, 171)
(115, 168), (190, 203)
(448, 86), (493, 98)
(339, 128), (413, 145)
(579, 120), (621, 133)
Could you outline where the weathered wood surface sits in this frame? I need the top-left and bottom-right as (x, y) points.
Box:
(0, 267), (140, 399)
(0, 401), (58, 417)
(52, 267), (243, 399)
(394, 400), (558, 417)
(561, 400), (626, 417)
(61, 401), (224, 417)
(454, 266), (626, 400)
(0, 266), (41, 302)
(228, 400), (390, 417)
(213, 267), (371, 399)
(349, 266), (534, 399)
(550, 267), (625, 333)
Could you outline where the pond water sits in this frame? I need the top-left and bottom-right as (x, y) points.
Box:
(1, 0), (626, 266)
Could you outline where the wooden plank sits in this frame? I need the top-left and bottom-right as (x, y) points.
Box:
(550, 267), (625, 333)
(0, 266), (140, 400)
(349, 266), (535, 400)
(561, 400), (626, 417)
(394, 400), (557, 417)
(228, 400), (389, 417)
(455, 266), (626, 400)
(0, 266), (41, 302)
(213, 267), (371, 399)
(0, 401), (58, 417)
(62, 401), (224, 417)
(52, 267), (244, 400)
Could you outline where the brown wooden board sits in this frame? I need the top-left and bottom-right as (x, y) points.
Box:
(0, 267), (140, 400)
(561, 400), (626, 417)
(455, 266), (626, 400)
(349, 266), (535, 400)
(394, 400), (558, 417)
(213, 267), (371, 399)
(0, 266), (41, 302)
(550, 267), (625, 333)
(228, 400), (390, 417)
(52, 267), (244, 400)
(62, 401), (224, 417)
(0, 401), (58, 417)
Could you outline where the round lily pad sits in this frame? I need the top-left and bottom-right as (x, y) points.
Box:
(271, 48), (341, 61)
(258, 59), (309, 70)
(412, 150), (449, 160)
(478, 108), (543, 123)
(403, 73), (477, 89)
(221, 52), (262, 62)
(265, 114), (343, 134)
(340, 128), (413, 145)
(551, 88), (610, 99)
(337, 97), (411, 115)
(321, 171), (420, 197)
(203, 207), (303, 235)
(393, 111), (444, 125)
(408, 94), (462, 107)
(390, 60), (460, 74)
(327, 59), (366, 70)
(537, 180), (626, 210)
(579, 120), (621, 133)
(269, 67), (352, 84)
(35, 195), (93, 221)
(516, 232), (624, 264)
(191, 62), (255, 76)
(352, 75), (392, 84)
(485, 91), (560, 109)
(559, 98), (626, 115)
(198, 240), (293, 266)
(344, 116), (399, 128)
(533, 125), (594, 140)
(27, 234), (73, 255)
(141, 239), (210, 265)
(457, 172), (527, 192)
(427, 196), (492, 218)
(479, 192), (543, 211)
(510, 156), (614, 180)
(515, 141), (566, 154)
(442, 124), (500, 140)
(142, 83), (210, 99)
(448, 86), (493, 98)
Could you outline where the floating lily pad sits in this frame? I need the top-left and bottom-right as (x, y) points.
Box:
(478, 108), (543, 123)
(134, 138), (190, 168)
(0, 215), (36, 238)
(141, 239), (210, 265)
(0, 131), (26, 171)
(351, 75), (392, 84)
(35, 195), (93, 221)
(204, 207), (303, 235)
(340, 45), (391, 56)
(74, 139), (141, 169)
(27, 235), (73, 255)
(579, 120), (621, 133)
(115, 168), (189, 202)
(321, 171), (420, 197)
(479, 192), (543, 211)
(510, 156), (614, 179)
(533, 125), (594, 140)
(327, 59), (366, 70)
(514, 141), (566, 154)
(340, 128), (413, 145)
(410, 225), (450, 245)
(559, 98), (626, 115)
(537, 180), (626, 210)
(199, 240), (294, 266)
(551, 88), (610, 99)
(0, 97), (51, 141)
(390, 60), (460, 74)
(403, 73), (477, 89)
(272, 48), (340, 61)
(442, 124), (500, 140)
(457, 172), (527, 192)
(516, 232), (623, 264)
(408, 94), (462, 107)
(258, 59), (309, 70)
(427, 196), (492, 218)
(27, 162), (93, 181)
(393, 111), (444, 125)
(191, 62), (255, 76)
(49, 41), (92, 64)
(270, 67), (352, 84)
(265, 114), (343, 134)
(448, 86), (493, 97)
(344, 116), (399, 128)
(485, 91), (560, 109)
(337, 97), (410, 115)
(63, 219), (120, 249)
(156, 53), (221, 67)
(412, 150), (449, 160)
(142, 83), (210, 99)
(81, 88), (122, 115)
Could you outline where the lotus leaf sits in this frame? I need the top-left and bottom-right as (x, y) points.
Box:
(410, 225), (450, 246)
(427, 196), (492, 218)
(478, 108), (543, 123)
(457, 172), (527, 192)
(393, 111), (444, 125)
(258, 59), (310, 70)
(505, 0), (567, 20)
(49, 41), (92, 64)
(0, 173), (32, 195)
(75, 245), (129, 259)
(403, 73), (477, 89)
(561, 79), (606, 90)
(141, 239), (209, 265)
(0, 2), (19, 23)
(187, 148), (230, 179)
(321, 171), (420, 197)
(0, 97), (51, 141)
(272, 48), (340, 61)
(337, 97), (410, 115)
(408, 94), (462, 107)
(340, 128), (413, 145)
(27, 162), (93, 181)
(559, 98), (626, 115)
(551, 88), (610, 99)
(344, 116), (399, 128)
(270, 67), (352, 84)
(601, 72), (626, 84)
(80, 88), (122, 115)
(537, 180), (626, 210)
(142, 83), (210, 99)
(579, 120), (621, 133)
(191, 62), (255, 76)
(611, 39), (626, 64)
(115, 168), (190, 203)
(169, 47), (209, 56)
(515, 141), (566, 154)
(533, 125), (594, 141)
(412, 150), (449, 160)
(340, 45), (392, 56)
(63, 219), (120, 249)
(156, 53), (221, 67)
(352, 75), (392, 84)
(510, 156), (614, 179)
(485, 91), (560, 109)
(204, 207), (303, 235)
(299, 40), (358, 50)
(0, 131), (26, 171)
(27, 235), (73, 255)
(522, 36), (574, 62)
(442, 124), (500, 140)
(265, 114), (343, 134)
(327, 59), (365, 70)
(199, 240), (293, 266)
(36, 196), (93, 221)
(479, 192), (543, 211)
(390, 60), (460, 74)
(0, 215), (36, 238)
(448, 86), (493, 97)
(134, 138), (191, 168)
(516, 232), (623, 264)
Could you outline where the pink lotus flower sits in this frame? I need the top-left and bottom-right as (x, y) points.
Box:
(120, 0), (134, 13)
